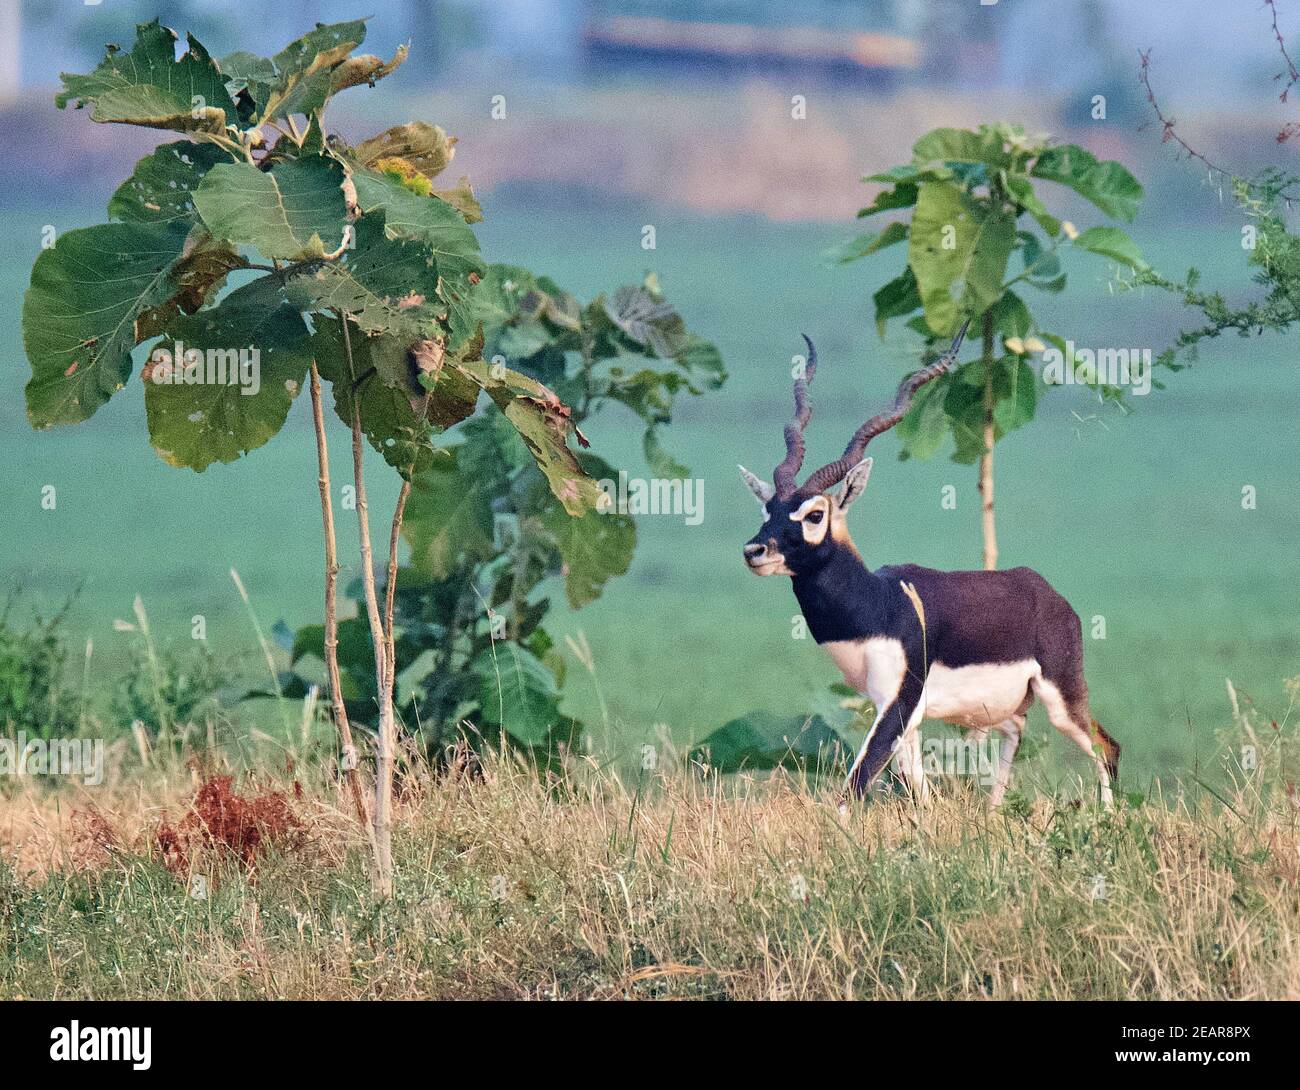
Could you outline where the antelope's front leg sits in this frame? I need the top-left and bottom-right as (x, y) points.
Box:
(893, 724), (931, 805)
(843, 674), (925, 801)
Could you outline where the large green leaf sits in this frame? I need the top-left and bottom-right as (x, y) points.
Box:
(448, 264), (540, 351)
(1031, 145), (1143, 223)
(942, 369), (988, 464)
(290, 615), (376, 703)
(272, 19), (369, 75)
(23, 221), (189, 427)
(989, 290), (1032, 340)
(108, 142), (229, 226)
(444, 264), (593, 360)
(1017, 231), (1064, 292)
(939, 357), (1038, 465)
(908, 180), (1014, 334)
(912, 127), (1011, 170)
(858, 182), (920, 217)
(194, 157), (349, 260)
(57, 19), (237, 134)
(474, 644), (560, 746)
(402, 449), (497, 578)
(1070, 226), (1147, 270)
(672, 334), (726, 391)
(1003, 175), (1061, 238)
(602, 286), (686, 359)
(218, 51), (278, 100)
(542, 502), (635, 609)
(690, 711), (848, 774)
(142, 280), (311, 470)
(352, 169), (484, 286)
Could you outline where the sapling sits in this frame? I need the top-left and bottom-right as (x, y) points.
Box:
(23, 18), (722, 894)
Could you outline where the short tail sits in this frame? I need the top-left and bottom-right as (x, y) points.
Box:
(1090, 718), (1121, 782)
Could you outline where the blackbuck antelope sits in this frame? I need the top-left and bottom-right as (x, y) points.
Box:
(739, 322), (1120, 808)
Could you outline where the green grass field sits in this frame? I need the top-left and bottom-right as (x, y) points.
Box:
(2, 193), (1297, 788)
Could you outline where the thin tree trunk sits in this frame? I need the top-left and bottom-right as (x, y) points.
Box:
(382, 391), (427, 704)
(979, 311), (998, 571)
(383, 479), (412, 702)
(339, 312), (396, 897)
(309, 360), (371, 829)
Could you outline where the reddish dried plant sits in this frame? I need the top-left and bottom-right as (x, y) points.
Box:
(157, 775), (304, 874)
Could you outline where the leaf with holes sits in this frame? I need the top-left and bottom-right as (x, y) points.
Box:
(142, 279), (311, 470)
(23, 220), (190, 427)
(281, 213), (444, 337)
(57, 19), (237, 134)
(108, 142), (228, 226)
(240, 20), (370, 125)
(446, 354), (600, 516)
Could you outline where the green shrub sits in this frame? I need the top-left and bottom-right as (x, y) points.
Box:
(0, 590), (80, 739)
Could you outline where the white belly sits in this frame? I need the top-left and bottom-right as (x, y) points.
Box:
(822, 638), (1038, 729)
(921, 659), (1039, 727)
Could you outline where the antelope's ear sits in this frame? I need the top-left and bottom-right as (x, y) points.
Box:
(837, 457), (873, 510)
(738, 465), (775, 505)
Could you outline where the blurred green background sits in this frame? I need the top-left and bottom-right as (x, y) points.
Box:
(1, 0), (1297, 786)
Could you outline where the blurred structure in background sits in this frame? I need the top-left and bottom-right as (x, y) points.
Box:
(2, 0), (1279, 99)
(2, 0), (1296, 223)
(581, 1), (919, 86)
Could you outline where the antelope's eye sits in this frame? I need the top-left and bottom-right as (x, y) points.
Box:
(805, 509), (824, 525)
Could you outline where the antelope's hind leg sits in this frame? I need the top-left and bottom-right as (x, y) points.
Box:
(987, 714), (1025, 809)
(1032, 676), (1114, 809)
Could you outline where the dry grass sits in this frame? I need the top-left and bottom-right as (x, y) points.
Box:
(2, 751), (1298, 1000)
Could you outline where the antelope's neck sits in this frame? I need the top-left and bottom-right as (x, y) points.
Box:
(791, 549), (896, 644)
